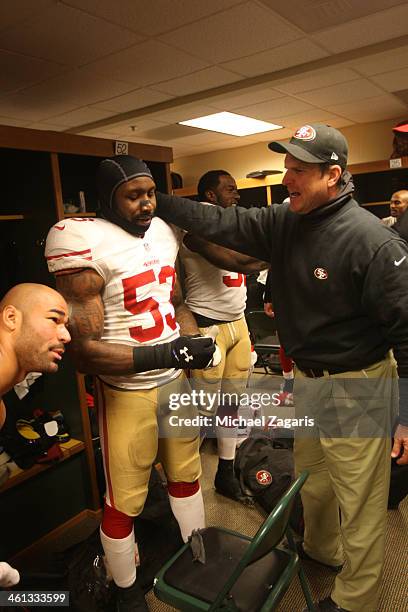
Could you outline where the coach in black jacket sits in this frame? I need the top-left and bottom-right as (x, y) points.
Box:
(157, 124), (408, 612)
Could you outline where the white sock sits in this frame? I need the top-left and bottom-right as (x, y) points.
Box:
(168, 488), (205, 542)
(216, 429), (237, 460)
(100, 527), (136, 588)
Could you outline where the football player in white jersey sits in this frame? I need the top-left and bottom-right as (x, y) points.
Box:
(45, 156), (217, 612)
(180, 170), (268, 501)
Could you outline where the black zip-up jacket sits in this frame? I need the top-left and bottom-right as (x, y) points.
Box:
(157, 191), (408, 425)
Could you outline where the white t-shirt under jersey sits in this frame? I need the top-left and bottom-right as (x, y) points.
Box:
(45, 217), (181, 389)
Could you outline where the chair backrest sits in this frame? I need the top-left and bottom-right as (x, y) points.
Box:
(245, 310), (280, 347)
(209, 471), (309, 611)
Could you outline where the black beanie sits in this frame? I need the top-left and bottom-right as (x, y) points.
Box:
(96, 155), (154, 236)
(97, 155), (153, 209)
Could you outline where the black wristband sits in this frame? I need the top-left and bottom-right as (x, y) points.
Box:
(132, 343), (173, 373)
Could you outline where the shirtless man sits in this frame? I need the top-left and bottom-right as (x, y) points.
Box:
(0, 282), (70, 587)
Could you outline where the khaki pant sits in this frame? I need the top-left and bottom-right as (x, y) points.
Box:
(192, 317), (251, 415)
(96, 374), (201, 517)
(294, 353), (398, 612)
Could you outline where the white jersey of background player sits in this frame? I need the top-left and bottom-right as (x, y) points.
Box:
(180, 170), (268, 503)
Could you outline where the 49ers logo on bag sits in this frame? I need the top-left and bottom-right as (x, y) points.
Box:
(256, 470), (273, 486)
(294, 125), (316, 141)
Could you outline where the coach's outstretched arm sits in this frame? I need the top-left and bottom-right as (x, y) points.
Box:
(156, 192), (272, 262)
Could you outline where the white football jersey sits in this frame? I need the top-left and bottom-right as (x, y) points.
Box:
(180, 221), (247, 321)
(45, 217), (181, 389)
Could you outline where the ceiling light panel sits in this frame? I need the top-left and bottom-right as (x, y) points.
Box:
(179, 112), (282, 136)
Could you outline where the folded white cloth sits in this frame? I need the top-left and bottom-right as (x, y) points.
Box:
(14, 372), (42, 399)
(203, 325), (222, 369)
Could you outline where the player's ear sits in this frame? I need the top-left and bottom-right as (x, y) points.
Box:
(2, 305), (20, 332)
(205, 189), (217, 204)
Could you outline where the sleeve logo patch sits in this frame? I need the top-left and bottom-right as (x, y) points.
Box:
(394, 256), (406, 266)
(294, 125), (316, 141)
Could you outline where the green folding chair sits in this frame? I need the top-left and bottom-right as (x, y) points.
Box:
(154, 471), (315, 611)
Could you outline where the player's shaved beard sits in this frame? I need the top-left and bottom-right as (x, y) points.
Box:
(14, 327), (64, 375)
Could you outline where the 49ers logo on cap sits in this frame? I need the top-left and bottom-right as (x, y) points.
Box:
(294, 125), (316, 141)
(314, 268), (328, 280)
(256, 470), (273, 486)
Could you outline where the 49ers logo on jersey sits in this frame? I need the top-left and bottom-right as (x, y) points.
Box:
(256, 470), (273, 486)
(314, 267), (328, 280)
(294, 125), (316, 141)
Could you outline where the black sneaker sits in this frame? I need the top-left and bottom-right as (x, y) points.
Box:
(297, 542), (343, 572)
(116, 581), (148, 612)
(302, 596), (350, 611)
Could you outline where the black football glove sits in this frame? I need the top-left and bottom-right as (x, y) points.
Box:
(133, 334), (216, 372)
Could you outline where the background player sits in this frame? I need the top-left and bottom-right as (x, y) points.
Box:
(181, 170), (268, 501)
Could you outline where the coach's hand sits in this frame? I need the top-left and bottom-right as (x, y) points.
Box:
(391, 424), (408, 465)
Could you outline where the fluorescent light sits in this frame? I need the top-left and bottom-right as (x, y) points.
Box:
(179, 112), (282, 137)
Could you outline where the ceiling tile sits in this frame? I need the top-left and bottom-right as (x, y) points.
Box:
(0, 3), (144, 66)
(63, 0), (241, 36)
(98, 119), (169, 138)
(132, 124), (203, 141)
(247, 127), (294, 142)
(47, 107), (117, 128)
(271, 109), (354, 129)
(349, 46), (408, 76)
(88, 40), (209, 87)
(92, 89), (174, 113)
(163, 131), (242, 146)
(0, 0), (53, 31)
(296, 79), (385, 106)
(370, 67), (408, 92)
(275, 68), (360, 95)
(260, 0), (406, 34)
(207, 87), (284, 111)
(18, 67), (135, 107)
(160, 1), (302, 64)
(221, 39), (329, 77)
(327, 94), (407, 122)
(0, 93), (79, 122)
(146, 104), (219, 124)
(0, 49), (65, 96)
(79, 130), (118, 141)
(0, 116), (30, 128)
(312, 4), (408, 53)
(236, 97), (316, 121)
(150, 67), (242, 97)
(26, 122), (67, 131)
